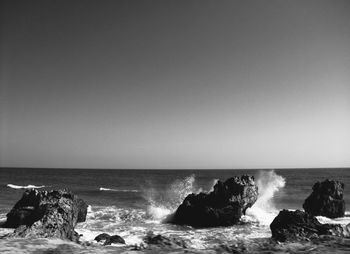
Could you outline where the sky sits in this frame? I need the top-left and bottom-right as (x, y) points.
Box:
(1, 0), (350, 169)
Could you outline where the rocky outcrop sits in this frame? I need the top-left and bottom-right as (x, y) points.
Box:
(94, 233), (125, 245)
(3, 189), (88, 242)
(270, 210), (348, 242)
(169, 175), (258, 227)
(303, 179), (345, 218)
(143, 231), (187, 249)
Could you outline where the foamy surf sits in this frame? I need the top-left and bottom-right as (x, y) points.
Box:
(75, 204), (272, 250)
(7, 184), (46, 189)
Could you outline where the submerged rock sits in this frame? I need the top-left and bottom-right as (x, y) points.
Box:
(3, 189), (88, 242)
(169, 175), (258, 227)
(303, 179), (345, 218)
(143, 231), (187, 249)
(270, 209), (348, 242)
(94, 233), (125, 245)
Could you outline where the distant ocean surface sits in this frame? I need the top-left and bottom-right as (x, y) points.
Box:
(1, 168), (350, 253)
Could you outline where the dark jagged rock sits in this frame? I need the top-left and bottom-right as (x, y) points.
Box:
(143, 231), (187, 249)
(3, 189), (88, 242)
(94, 233), (125, 245)
(169, 175), (258, 228)
(303, 179), (345, 218)
(270, 209), (348, 242)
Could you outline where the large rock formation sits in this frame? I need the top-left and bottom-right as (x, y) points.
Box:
(303, 179), (345, 218)
(169, 175), (258, 227)
(3, 189), (88, 242)
(270, 210), (348, 242)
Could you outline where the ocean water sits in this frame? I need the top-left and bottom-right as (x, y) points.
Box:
(0, 168), (350, 253)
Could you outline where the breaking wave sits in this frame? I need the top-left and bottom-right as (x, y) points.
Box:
(144, 174), (203, 221)
(99, 187), (139, 192)
(7, 184), (46, 189)
(316, 215), (350, 225)
(245, 170), (286, 225)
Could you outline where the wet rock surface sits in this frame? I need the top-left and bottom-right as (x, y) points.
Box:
(94, 233), (125, 245)
(270, 209), (348, 242)
(169, 175), (258, 227)
(2, 189), (88, 242)
(303, 179), (346, 218)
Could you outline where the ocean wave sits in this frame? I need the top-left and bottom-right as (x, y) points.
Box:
(7, 184), (46, 189)
(316, 215), (350, 225)
(99, 187), (139, 192)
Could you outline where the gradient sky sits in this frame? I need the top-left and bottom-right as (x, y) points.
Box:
(1, 0), (350, 169)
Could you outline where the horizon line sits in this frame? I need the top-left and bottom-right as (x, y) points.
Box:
(0, 166), (349, 170)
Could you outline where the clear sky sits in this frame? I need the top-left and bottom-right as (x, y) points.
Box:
(1, 0), (349, 169)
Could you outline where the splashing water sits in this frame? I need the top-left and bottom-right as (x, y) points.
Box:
(145, 174), (201, 220)
(208, 178), (219, 192)
(246, 170), (286, 225)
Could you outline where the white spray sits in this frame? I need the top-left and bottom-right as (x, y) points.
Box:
(145, 174), (202, 221)
(245, 170), (286, 225)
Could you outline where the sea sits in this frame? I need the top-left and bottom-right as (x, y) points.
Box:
(1, 168), (350, 254)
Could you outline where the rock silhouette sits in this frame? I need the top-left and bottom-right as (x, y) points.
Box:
(170, 175), (258, 227)
(143, 231), (187, 249)
(270, 209), (348, 242)
(303, 179), (345, 218)
(94, 233), (125, 245)
(3, 189), (88, 242)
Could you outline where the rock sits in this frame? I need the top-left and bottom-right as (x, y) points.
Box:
(270, 209), (346, 242)
(104, 235), (126, 245)
(75, 198), (88, 223)
(94, 233), (125, 245)
(94, 233), (111, 242)
(303, 179), (345, 218)
(169, 175), (258, 227)
(143, 231), (187, 249)
(3, 189), (88, 242)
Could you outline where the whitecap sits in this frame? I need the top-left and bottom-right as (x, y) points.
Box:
(99, 187), (139, 192)
(316, 215), (350, 225)
(7, 184), (46, 189)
